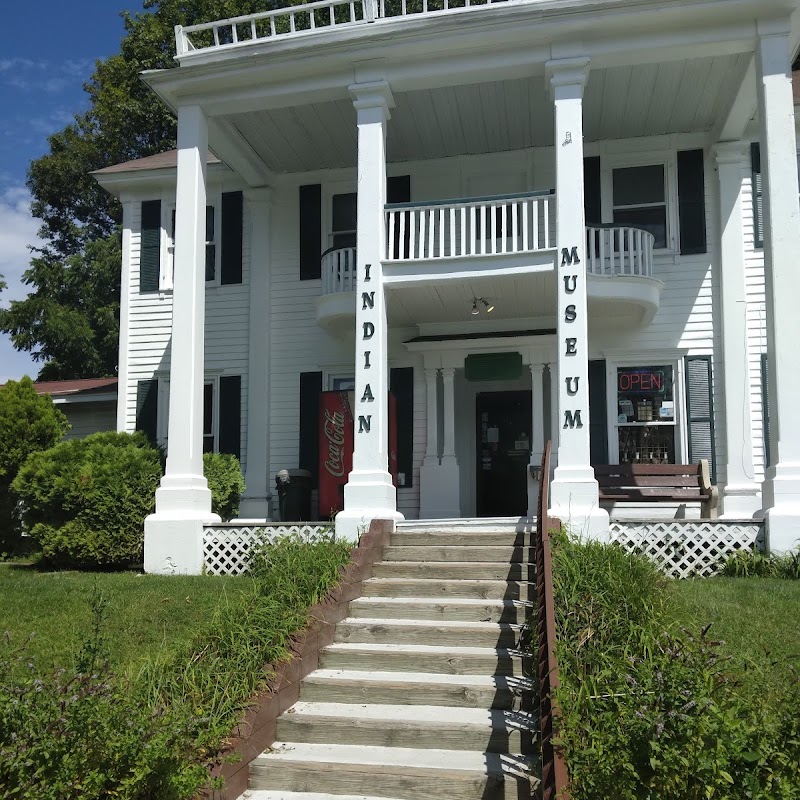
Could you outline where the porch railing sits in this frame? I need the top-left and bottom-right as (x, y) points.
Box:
(176, 0), (519, 56)
(586, 225), (655, 279)
(385, 190), (554, 261)
(321, 246), (357, 294)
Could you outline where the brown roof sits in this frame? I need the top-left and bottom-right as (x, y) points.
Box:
(33, 378), (118, 397)
(92, 150), (220, 175)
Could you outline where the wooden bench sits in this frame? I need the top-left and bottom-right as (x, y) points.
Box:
(594, 462), (719, 519)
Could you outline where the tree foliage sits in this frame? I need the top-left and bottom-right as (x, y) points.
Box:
(1, 0), (268, 379)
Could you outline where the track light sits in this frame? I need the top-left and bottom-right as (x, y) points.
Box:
(482, 299), (495, 313)
(471, 299), (480, 316)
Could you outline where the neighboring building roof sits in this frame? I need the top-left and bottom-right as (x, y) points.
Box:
(32, 378), (118, 399)
(92, 150), (220, 175)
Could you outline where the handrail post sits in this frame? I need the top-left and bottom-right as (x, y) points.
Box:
(364, 0), (378, 22)
(175, 24), (187, 56)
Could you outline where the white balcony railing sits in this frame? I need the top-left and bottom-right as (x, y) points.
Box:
(176, 0), (519, 56)
(385, 191), (554, 261)
(321, 246), (357, 294)
(585, 225), (655, 279)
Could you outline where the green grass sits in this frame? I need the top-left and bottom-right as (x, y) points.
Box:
(669, 577), (800, 692)
(0, 563), (243, 679)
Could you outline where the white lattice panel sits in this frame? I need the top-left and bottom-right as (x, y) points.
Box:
(610, 520), (765, 579)
(203, 524), (331, 575)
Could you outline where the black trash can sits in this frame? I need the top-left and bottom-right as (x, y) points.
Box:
(275, 468), (313, 521)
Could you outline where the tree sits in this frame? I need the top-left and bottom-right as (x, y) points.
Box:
(1, 0), (267, 379)
(0, 376), (70, 552)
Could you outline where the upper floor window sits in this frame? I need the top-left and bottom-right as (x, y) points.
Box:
(331, 192), (357, 250)
(612, 164), (668, 249)
(164, 203), (218, 290)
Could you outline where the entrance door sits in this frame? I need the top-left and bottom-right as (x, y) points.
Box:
(476, 391), (532, 517)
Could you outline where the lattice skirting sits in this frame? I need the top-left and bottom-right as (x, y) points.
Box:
(203, 524), (332, 576)
(610, 520), (765, 579)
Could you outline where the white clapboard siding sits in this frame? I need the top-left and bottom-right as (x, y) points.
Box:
(62, 403), (118, 440)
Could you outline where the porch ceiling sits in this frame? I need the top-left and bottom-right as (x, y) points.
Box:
(223, 53), (749, 173)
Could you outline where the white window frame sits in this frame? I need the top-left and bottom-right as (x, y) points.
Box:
(155, 374), (221, 454)
(601, 153), (679, 253)
(323, 181), (357, 252)
(160, 192), (222, 291)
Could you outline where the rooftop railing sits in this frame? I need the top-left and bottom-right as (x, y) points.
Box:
(176, 0), (516, 56)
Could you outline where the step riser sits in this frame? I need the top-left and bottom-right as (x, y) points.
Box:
(299, 679), (523, 710)
(347, 600), (531, 624)
(372, 562), (534, 580)
(382, 546), (532, 562)
(320, 649), (529, 677)
(249, 762), (532, 800)
(362, 579), (535, 601)
(334, 623), (520, 649)
(275, 718), (533, 753)
(390, 533), (527, 547)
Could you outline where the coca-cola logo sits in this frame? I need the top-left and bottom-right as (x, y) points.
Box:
(323, 408), (346, 477)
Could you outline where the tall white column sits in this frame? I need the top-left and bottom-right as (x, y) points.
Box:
(527, 362), (546, 517)
(756, 24), (800, 551)
(239, 188), (273, 520)
(714, 143), (760, 518)
(145, 104), (220, 575)
(546, 58), (609, 539)
(422, 366), (439, 466)
(548, 361), (559, 468)
(116, 198), (135, 432)
(336, 80), (403, 541)
(441, 367), (457, 462)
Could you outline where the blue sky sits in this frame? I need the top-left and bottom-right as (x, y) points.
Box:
(0, 3), (139, 382)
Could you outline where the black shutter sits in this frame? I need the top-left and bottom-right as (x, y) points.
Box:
(677, 149), (707, 255)
(299, 372), (322, 487)
(583, 157), (602, 225)
(221, 191), (243, 285)
(387, 175), (411, 260)
(299, 184), (322, 280)
(135, 379), (158, 447)
(390, 367), (414, 488)
(685, 356), (716, 482)
(751, 143), (764, 248)
(761, 353), (771, 468)
(218, 375), (242, 459)
(140, 200), (161, 293)
(588, 360), (608, 466)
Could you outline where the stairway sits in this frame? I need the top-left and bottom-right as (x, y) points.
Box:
(244, 519), (540, 800)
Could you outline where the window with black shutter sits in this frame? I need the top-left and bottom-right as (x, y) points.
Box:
(761, 353), (771, 468)
(685, 355), (716, 482)
(390, 367), (414, 487)
(218, 375), (242, 459)
(677, 149), (707, 255)
(221, 191), (243, 285)
(140, 201), (161, 293)
(299, 184), (322, 280)
(135, 379), (159, 446)
(588, 360), (608, 466)
(752, 143), (763, 248)
(299, 372), (322, 487)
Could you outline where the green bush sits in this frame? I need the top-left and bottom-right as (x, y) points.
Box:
(0, 377), (70, 553)
(12, 432), (161, 569)
(722, 547), (800, 579)
(550, 534), (800, 800)
(203, 452), (245, 521)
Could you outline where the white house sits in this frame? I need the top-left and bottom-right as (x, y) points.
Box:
(93, 0), (800, 574)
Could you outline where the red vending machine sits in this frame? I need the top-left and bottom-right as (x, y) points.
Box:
(318, 391), (398, 519)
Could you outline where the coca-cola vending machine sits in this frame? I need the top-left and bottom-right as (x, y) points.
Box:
(318, 391), (398, 519)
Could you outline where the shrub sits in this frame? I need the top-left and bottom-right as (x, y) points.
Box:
(722, 547), (800, 579)
(12, 432), (161, 569)
(0, 377), (70, 553)
(203, 452), (245, 521)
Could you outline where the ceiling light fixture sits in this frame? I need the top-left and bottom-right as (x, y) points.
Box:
(471, 297), (495, 316)
(471, 299), (480, 316)
(482, 299), (495, 313)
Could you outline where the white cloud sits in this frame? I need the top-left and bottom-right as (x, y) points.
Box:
(0, 186), (38, 302)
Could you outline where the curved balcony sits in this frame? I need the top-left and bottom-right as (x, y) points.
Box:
(316, 246), (357, 333)
(585, 225), (663, 326)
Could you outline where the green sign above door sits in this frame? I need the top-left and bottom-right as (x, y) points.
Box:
(464, 352), (523, 382)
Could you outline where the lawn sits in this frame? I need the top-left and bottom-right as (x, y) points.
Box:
(0, 562), (244, 679)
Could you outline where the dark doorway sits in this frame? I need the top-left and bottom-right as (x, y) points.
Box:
(476, 391), (531, 517)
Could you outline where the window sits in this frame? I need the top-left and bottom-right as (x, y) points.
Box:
(330, 193), (357, 250)
(203, 381), (215, 453)
(156, 378), (218, 453)
(331, 376), (355, 391)
(612, 165), (668, 249)
(163, 202), (219, 290)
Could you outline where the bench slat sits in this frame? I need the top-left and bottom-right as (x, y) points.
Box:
(594, 464), (701, 476)
(600, 488), (705, 500)
(596, 475), (700, 488)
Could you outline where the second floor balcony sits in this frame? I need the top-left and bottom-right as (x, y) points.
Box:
(315, 190), (663, 332)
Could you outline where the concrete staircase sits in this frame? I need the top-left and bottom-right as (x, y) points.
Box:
(244, 519), (540, 800)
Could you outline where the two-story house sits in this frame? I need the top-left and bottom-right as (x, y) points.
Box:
(94, 0), (800, 574)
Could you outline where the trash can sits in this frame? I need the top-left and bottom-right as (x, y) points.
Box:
(275, 468), (313, 521)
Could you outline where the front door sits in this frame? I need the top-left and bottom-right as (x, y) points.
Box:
(476, 391), (531, 517)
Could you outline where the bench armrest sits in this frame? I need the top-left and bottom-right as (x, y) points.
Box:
(699, 459), (719, 519)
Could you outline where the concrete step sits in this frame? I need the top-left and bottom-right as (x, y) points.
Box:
(243, 792), (406, 800)
(334, 617), (522, 648)
(390, 531), (527, 547)
(320, 642), (529, 676)
(382, 545), (533, 563)
(397, 518), (532, 533)
(276, 702), (538, 753)
(348, 596), (533, 624)
(361, 577), (534, 601)
(371, 560), (533, 581)
(299, 669), (535, 710)
(249, 742), (538, 800)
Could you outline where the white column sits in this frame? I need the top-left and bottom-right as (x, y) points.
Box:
(145, 104), (220, 575)
(116, 198), (135, 432)
(527, 362), (546, 518)
(548, 361), (559, 466)
(756, 24), (800, 551)
(336, 79), (403, 541)
(546, 57), (609, 539)
(239, 188), (273, 520)
(441, 367), (457, 462)
(714, 143), (760, 518)
(423, 366), (439, 466)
